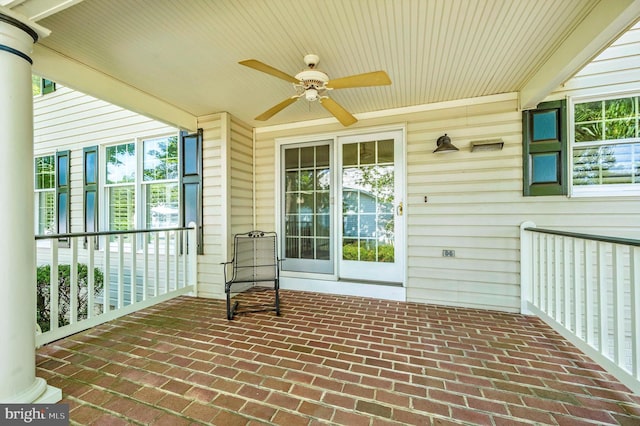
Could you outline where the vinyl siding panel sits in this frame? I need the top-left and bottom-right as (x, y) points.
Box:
(229, 116), (254, 237)
(197, 113), (225, 298)
(550, 22), (640, 98)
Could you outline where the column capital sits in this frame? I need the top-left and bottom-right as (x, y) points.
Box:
(0, 6), (50, 41)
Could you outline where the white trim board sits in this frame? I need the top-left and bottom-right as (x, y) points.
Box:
(280, 277), (406, 302)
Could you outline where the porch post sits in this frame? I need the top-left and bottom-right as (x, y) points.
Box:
(0, 9), (59, 403)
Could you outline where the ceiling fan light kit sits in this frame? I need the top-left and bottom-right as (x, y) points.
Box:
(239, 54), (391, 126)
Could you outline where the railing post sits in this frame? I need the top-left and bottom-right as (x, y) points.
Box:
(520, 221), (536, 315)
(87, 236), (95, 319)
(188, 222), (198, 295)
(50, 242), (59, 331)
(69, 237), (78, 325)
(631, 246), (640, 380)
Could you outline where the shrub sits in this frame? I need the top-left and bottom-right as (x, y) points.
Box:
(36, 264), (104, 332)
(342, 242), (394, 262)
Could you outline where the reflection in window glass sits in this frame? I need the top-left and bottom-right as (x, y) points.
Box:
(572, 95), (640, 189)
(35, 155), (55, 235)
(106, 143), (136, 184)
(573, 144), (639, 186)
(283, 145), (331, 261)
(143, 136), (178, 181)
(146, 183), (179, 228)
(342, 140), (394, 263)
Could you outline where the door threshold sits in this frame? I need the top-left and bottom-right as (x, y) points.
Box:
(338, 278), (403, 287)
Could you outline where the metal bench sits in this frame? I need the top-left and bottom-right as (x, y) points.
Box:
(222, 230), (281, 320)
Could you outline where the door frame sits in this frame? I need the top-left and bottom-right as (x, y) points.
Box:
(274, 124), (407, 286)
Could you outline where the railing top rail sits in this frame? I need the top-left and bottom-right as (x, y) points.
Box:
(35, 226), (194, 241)
(525, 227), (640, 247)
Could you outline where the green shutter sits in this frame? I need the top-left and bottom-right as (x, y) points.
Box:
(522, 100), (568, 196)
(41, 78), (56, 95)
(180, 129), (203, 254)
(56, 150), (70, 245)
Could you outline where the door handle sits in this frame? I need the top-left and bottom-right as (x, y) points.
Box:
(397, 201), (403, 216)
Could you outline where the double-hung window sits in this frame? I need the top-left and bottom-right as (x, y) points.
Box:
(34, 155), (55, 234)
(105, 135), (179, 235)
(571, 93), (640, 196)
(106, 142), (136, 232)
(143, 136), (179, 228)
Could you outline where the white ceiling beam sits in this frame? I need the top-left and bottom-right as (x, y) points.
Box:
(32, 44), (198, 132)
(519, 0), (640, 110)
(7, 0), (83, 21)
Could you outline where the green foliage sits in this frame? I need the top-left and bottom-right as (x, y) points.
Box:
(36, 264), (104, 332)
(32, 75), (41, 96)
(342, 242), (394, 262)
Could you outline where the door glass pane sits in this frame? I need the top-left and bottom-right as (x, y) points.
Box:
(342, 140), (394, 263)
(283, 145), (331, 263)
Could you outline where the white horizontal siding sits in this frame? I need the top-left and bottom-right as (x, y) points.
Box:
(196, 113), (225, 299)
(229, 116), (254, 237)
(551, 22), (640, 99)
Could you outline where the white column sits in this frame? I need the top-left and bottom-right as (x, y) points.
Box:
(0, 8), (59, 403)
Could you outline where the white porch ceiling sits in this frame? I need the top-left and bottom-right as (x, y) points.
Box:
(10, 0), (640, 129)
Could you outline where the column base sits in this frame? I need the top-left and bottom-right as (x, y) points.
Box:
(2, 378), (62, 403)
(34, 384), (62, 404)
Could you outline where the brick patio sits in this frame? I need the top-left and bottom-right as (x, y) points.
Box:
(36, 290), (640, 425)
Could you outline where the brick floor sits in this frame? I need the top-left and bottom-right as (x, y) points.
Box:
(36, 291), (640, 425)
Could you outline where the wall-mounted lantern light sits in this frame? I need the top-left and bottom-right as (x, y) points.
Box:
(433, 134), (459, 153)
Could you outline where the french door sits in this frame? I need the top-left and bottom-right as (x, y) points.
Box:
(281, 129), (404, 283)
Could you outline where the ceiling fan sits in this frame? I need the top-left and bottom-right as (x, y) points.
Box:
(239, 54), (391, 126)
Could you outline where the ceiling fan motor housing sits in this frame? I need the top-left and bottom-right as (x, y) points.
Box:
(294, 69), (330, 100)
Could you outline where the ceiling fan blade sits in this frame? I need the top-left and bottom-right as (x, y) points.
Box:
(255, 97), (299, 121)
(320, 97), (357, 126)
(328, 71), (391, 89)
(239, 59), (299, 83)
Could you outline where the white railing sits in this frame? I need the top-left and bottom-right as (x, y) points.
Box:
(35, 224), (198, 346)
(521, 221), (640, 395)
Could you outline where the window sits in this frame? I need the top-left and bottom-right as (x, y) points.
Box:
(571, 94), (640, 195)
(32, 75), (56, 96)
(105, 135), (179, 233)
(106, 142), (136, 231)
(35, 155), (55, 234)
(143, 136), (179, 228)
